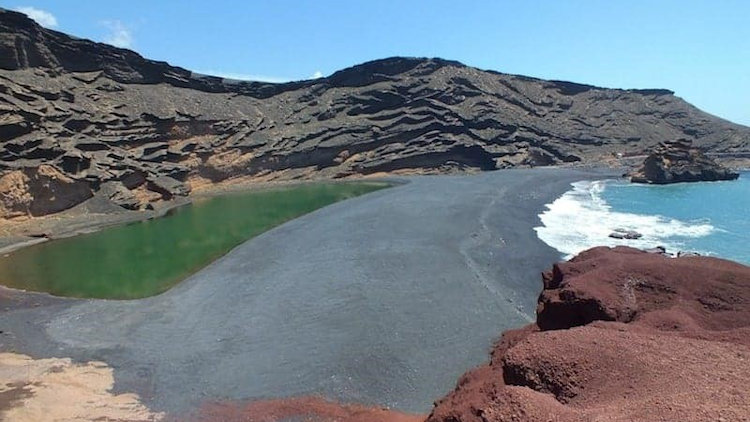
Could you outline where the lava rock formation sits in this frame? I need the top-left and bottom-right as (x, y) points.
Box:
(427, 246), (750, 422)
(630, 138), (740, 184)
(1, 8), (748, 217)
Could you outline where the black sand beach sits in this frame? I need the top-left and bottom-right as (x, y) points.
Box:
(0, 168), (614, 414)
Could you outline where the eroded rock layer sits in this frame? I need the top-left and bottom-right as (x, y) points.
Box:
(1, 8), (749, 217)
(630, 138), (740, 183)
(427, 246), (750, 422)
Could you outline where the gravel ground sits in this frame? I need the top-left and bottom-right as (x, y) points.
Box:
(0, 168), (614, 414)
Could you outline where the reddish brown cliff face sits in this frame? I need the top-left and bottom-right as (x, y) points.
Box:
(428, 246), (750, 422)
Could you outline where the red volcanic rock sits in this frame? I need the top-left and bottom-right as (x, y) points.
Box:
(177, 396), (424, 422)
(428, 246), (750, 422)
(536, 246), (750, 341)
(502, 324), (750, 419)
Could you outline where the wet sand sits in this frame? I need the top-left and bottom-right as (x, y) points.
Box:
(0, 168), (615, 417)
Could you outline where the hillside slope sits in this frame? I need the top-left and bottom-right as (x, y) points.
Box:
(1, 8), (748, 217)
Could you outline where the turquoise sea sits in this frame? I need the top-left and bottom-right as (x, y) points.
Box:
(535, 171), (749, 264)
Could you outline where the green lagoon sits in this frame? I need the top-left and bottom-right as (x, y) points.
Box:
(0, 182), (387, 299)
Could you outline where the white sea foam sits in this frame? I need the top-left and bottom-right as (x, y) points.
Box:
(534, 180), (715, 259)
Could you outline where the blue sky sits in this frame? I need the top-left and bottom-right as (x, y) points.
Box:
(5, 1), (749, 126)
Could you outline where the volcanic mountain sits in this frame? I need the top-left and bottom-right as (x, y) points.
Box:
(1, 8), (748, 218)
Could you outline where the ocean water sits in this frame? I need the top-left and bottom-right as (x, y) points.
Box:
(535, 171), (749, 264)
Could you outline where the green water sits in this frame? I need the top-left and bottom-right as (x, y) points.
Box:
(0, 182), (387, 299)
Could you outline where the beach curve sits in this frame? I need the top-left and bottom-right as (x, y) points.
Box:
(0, 168), (615, 417)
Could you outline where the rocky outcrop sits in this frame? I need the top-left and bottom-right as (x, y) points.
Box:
(1, 8), (749, 219)
(0, 164), (92, 218)
(630, 139), (740, 184)
(607, 228), (642, 239)
(427, 246), (750, 422)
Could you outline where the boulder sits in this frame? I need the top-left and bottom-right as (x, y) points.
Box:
(146, 176), (190, 200)
(608, 228), (642, 239)
(99, 181), (141, 210)
(630, 139), (739, 184)
(677, 251), (701, 257)
(643, 246), (667, 255)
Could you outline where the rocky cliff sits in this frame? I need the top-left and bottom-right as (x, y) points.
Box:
(630, 138), (740, 183)
(427, 246), (750, 422)
(1, 8), (749, 218)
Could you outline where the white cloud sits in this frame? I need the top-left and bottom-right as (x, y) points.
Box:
(101, 20), (133, 49)
(14, 6), (58, 28)
(311, 70), (324, 79)
(194, 70), (290, 83)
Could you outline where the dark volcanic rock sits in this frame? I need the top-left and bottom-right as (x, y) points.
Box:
(98, 181), (141, 210)
(0, 164), (92, 217)
(608, 228), (642, 240)
(0, 9), (307, 97)
(1, 8), (749, 217)
(630, 138), (740, 184)
(427, 247), (750, 422)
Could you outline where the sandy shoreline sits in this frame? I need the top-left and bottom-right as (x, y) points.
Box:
(0, 353), (163, 422)
(0, 175), (400, 256)
(0, 168), (617, 419)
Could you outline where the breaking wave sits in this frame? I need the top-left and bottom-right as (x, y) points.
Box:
(534, 180), (715, 259)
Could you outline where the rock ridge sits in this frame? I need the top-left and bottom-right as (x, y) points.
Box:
(1, 8), (749, 220)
